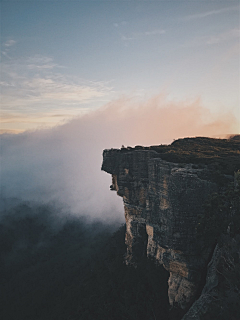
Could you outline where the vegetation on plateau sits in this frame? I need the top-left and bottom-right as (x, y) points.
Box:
(121, 135), (240, 175)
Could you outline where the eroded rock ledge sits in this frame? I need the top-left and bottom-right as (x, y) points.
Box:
(101, 137), (239, 311)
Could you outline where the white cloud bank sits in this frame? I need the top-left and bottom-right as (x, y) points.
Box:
(0, 95), (238, 222)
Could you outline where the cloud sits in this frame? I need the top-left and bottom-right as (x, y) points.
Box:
(183, 28), (240, 47)
(204, 28), (240, 45)
(1, 55), (114, 130)
(24, 54), (67, 70)
(1, 39), (17, 59)
(121, 34), (135, 41)
(184, 5), (239, 20)
(4, 39), (16, 47)
(120, 29), (166, 42)
(1, 94), (238, 223)
(0, 129), (22, 135)
(0, 108), (90, 132)
(114, 21), (127, 28)
(144, 30), (166, 36)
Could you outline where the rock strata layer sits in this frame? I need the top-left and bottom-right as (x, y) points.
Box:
(182, 234), (240, 319)
(102, 145), (221, 309)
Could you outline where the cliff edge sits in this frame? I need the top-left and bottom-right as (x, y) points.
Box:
(101, 136), (240, 315)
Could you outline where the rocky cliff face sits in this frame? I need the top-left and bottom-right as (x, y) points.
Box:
(182, 234), (240, 319)
(101, 137), (239, 311)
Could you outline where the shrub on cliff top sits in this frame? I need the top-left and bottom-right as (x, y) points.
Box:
(121, 136), (240, 175)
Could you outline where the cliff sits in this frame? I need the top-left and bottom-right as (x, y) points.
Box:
(101, 136), (240, 315)
(182, 234), (240, 319)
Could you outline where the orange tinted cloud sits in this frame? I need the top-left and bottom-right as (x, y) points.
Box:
(1, 94), (238, 222)
(74, 94), (237, 147)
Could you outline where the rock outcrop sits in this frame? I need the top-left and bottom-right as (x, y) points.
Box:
(182, 234), (240, 319)
(101, 137), (240, 311)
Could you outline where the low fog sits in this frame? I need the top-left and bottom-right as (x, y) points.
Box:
(0, 95), (238, 320)
(0, 95), (237, 222)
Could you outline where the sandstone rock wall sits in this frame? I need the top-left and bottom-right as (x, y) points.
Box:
(182, 234), (240, 319)
(102, 148), (219, 309)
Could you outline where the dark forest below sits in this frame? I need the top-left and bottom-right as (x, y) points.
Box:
(0, 202), (170, 320)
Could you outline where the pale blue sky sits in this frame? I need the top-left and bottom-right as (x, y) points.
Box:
(1, 0), (239, 132)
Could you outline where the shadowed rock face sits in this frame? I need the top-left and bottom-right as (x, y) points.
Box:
(102, 145), (221, 310)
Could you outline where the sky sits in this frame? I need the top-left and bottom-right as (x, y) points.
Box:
(0, 1), (239, 221)
(0, 96), (237, 221)
(1, 0), (239, 133)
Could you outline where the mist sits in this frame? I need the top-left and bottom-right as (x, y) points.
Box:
(0, 94), (237, 222)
